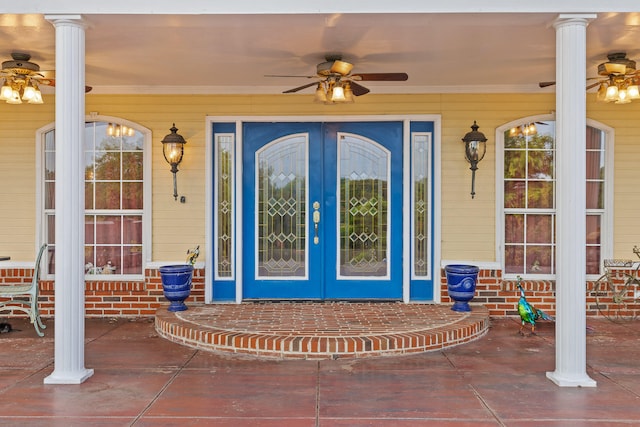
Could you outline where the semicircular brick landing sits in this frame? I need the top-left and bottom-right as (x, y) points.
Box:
(155, 302), (490, 360)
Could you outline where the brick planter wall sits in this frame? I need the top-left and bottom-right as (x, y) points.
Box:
(440, 267), (636, 318)
(1, 265), (634, 318)
(438, 268), (558, 317)
(0, 267), (205, 318)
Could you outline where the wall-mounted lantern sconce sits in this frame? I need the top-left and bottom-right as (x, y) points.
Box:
(461, 121), (487, 199)
(161, 123), (187, 201)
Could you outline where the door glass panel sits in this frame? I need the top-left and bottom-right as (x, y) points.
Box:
(412, 133), (430, 277)
(338, 133), (389, 278)
(216, 134), (234, 279)
(256, 135), (307, 278)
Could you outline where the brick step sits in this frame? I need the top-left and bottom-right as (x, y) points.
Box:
(155, 302), (490, 359)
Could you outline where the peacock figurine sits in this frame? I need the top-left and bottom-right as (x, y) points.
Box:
(186, 245), (200, 266)
(516, 275), (554, 335)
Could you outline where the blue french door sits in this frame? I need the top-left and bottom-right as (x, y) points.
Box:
(242, 121), (403, 300)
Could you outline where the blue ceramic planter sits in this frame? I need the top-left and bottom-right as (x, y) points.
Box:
(444, 264), (479, 312)
(159, 264), (194, 312)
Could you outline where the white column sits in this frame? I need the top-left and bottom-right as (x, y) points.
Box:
(546, 14), (597, 388)
(43, 15), (94, 385)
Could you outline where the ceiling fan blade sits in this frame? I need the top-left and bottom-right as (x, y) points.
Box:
(40, 78), (93, 93)
(36, 78), (55, 87)
(265, 74), (316, 79)
(351, 72), (408, 81)
(282, 82), (318, 94)
(349, 81), (370, 96)
(540, 80), (603, 90)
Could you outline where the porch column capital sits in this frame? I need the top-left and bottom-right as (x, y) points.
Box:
(553, 13), (597, 28)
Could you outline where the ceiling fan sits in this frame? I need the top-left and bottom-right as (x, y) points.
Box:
(0, 52), (91, 105)
(266, 54), (408, 103)
(539, 52), (640, 104)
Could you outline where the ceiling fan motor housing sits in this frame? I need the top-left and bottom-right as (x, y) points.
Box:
(2, 52), (40, 75)
(598, 52), (636, 76)
(316, 61), (336, 76)
(316, 54), (353, 77)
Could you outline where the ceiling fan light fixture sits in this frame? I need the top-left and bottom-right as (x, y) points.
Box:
(615, 88), (631, 104)
(604, 84), (619, 102)
(21, 80), (36, 101)
(0, 80), (13, 101)
(343, 83), (354, 103)
(314, 82), (327, 103)
(324, 80), (335, 103)
(28, 88), (43, 104)
(331, 84), (346, 102)
(7, 89), (22, 104)
(596, 82), (608, 102)
(627, 84), (640, 100)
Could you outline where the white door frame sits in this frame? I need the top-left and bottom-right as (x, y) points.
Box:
(205, 114), (442, 303)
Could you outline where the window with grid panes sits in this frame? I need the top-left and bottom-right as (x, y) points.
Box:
(43, 121), (145, 277)
(502, 121), (607, 277)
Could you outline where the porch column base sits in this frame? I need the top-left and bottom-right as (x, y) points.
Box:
(44, 368), (94, 385)
(546, 371), (597, 388)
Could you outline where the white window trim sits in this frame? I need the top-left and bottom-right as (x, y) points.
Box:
(495, 114), (614, 280)
(36, 115), (152, 280)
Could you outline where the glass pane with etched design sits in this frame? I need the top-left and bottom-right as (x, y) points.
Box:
(216, 135), (234, 278)
(256, 135), (307, 277)
(412, 134), (430, 277)
(339, 134), (389, 277)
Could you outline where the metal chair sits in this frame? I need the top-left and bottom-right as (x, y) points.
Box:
(0, 244), (47, 336)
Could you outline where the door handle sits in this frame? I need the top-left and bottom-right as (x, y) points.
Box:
(312, 201), (320, 244)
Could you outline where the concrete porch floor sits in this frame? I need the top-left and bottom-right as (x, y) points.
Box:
(0, 312), (639, 425)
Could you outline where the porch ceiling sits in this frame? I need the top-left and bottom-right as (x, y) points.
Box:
(1, 12), (640, 95)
